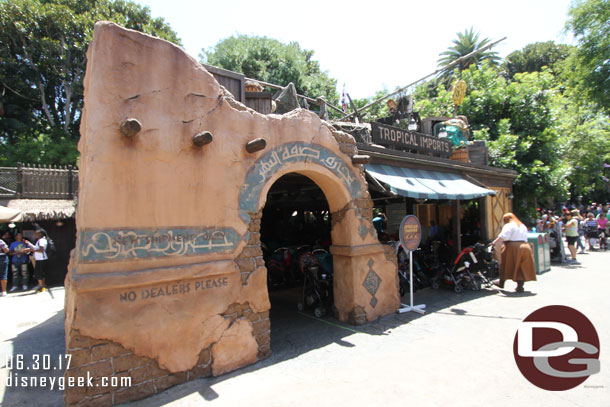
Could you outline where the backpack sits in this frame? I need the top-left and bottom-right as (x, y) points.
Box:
(44, 236), (57, 258)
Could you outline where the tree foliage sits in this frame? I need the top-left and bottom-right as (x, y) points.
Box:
(201, 35), (338, 105)
(0, 0), (180, 166)
(565, 0), (610, 113)
(503, 41), (573, 79)
(415, 62), (572, 214)
(436, 27), (500, 80)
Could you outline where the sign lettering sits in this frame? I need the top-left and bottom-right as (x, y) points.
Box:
(371, 122), (452, 156)
(119, 277), (230, 303)
(78, 227), (240, 262)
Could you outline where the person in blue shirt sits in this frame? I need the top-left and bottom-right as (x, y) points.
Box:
(9, 232), (30, 291)
(372, 212), (387, 236)
(0, 231), (10, 296)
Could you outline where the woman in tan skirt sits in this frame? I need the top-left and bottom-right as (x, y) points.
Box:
(491, 212), (537, 292)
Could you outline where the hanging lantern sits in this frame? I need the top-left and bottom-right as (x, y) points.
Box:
(452, 80), (467, 106)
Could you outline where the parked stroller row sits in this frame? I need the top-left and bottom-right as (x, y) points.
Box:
(265, 238), (501, 319)
(391, 240), (499, 295)
(263, 244), (334, 318)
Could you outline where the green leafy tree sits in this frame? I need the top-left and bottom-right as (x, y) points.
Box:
(565, 0), (610, 113)
(414, 62), (570, 215)
(503, 41), (573, 79)
(0, 0), (180, 166)
(556, 84), (610, 203)
(436, 27), (500, 80)
(201, 35), (338, 105)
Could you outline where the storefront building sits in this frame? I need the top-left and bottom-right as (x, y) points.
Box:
(64, 22), (516, 406)
(64, 23), (399, 405)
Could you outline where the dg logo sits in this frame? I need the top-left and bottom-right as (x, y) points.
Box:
(513, 305), (600, 390)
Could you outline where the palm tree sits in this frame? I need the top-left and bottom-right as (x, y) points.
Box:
(437, 27), (501, 79)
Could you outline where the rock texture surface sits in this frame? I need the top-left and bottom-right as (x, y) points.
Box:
(65, 22), (399, 405)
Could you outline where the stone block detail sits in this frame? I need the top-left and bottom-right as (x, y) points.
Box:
(383, 244), (398, 265)
(221, 301), (272, 363)
(236, 211), (263, 286)
(327, 127), (358, 156)
(347, 305), (368, 325)
(331, 198), (376, 239)
(64, 329), (215, 406)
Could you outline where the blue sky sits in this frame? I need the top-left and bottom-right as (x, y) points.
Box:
(133, 0), (575, 99)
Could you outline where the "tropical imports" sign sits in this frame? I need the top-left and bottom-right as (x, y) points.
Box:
(371, 122), (452, 156)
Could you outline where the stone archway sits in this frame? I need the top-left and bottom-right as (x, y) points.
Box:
(235, 142), (399, 323)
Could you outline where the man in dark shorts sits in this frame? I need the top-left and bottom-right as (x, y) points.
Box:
(564, 212), (579, 262)
(24, 229), (48, 293)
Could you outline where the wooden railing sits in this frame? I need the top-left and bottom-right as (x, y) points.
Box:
(0, 164), (78, 199)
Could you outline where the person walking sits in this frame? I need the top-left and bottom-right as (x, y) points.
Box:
(573, 210), (586, 254)
(0, 234), (9, 296)
(584, 213), (599, 250)
(491, 213), (537, 293)
(564, 212), (579, 262)
(9, 232), (30, 291)
(596, 210), (609, 250)
(24, 229), (48, 293)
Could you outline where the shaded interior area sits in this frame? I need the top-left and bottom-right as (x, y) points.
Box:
(260, 173), (335, 342)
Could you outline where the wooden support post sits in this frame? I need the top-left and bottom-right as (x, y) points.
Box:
(16, 162), (23, 198)
(68, 165), (74, 200)
(120, 118), (141, 138)
(454, 199), (462, 254)
(245, 138), (266, 153)
(346, 93), (361, 123)
(479, 197), (487, 242)
(351, 155), (371, 165)
(193, 131), (213, 147)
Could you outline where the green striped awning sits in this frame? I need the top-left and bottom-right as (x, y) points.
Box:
(365, 164), (496, 200)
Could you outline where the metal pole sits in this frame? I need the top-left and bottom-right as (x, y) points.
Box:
(16, 162), (23, 198)
(410, 251), (414, 308)
(338, 37), (507, 121)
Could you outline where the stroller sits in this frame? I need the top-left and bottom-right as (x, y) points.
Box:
(584, 224), (599, 250)
(265, 247), (297, 288)
(296, 250), (333, 317)
(548, 228), (563, 261)
(432, 242), (497, 293)
(389, 242), (436, 297)
(598, 228), (607, 251)
(461, 243), (499, 287)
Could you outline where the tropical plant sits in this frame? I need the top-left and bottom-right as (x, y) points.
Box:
(436, 27), (500, 80)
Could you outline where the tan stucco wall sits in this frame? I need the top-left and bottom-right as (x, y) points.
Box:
(65, 22), (399, 404)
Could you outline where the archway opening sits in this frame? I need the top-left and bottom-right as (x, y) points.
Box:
(261, 173), (334, 344)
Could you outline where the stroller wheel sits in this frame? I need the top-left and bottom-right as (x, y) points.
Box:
(296, 302), (305, 312)
(454, 285), (463, 294)
(431, 279), (440, 290)
(314, 307), (324, 318)
(399, 285), (406, 297)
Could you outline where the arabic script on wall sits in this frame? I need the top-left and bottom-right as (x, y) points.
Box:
(78, 227), (240, 262)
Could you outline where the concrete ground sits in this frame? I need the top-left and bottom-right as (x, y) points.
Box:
(1, 249), (609, 407)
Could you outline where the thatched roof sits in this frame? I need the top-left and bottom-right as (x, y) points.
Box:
(0, 199), (76, 221)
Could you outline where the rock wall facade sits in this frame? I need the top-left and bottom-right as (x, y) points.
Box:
(65, 22), (399, 405)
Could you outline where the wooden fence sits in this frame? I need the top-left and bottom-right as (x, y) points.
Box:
(0, 164), (78, 199)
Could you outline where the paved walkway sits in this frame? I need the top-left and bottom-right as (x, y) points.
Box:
(1, 249), (608, 407)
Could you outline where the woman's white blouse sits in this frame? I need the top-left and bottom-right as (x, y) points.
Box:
(498, 222), (528, 242)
